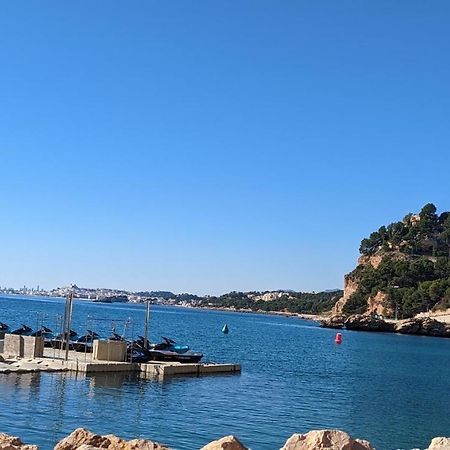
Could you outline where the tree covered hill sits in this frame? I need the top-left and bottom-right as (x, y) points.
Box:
(342, 204), (450, 318)
(198, 290), (342, 314)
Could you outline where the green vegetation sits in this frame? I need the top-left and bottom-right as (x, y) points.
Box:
(344, 204), (450, 317)
(198, 290), (342, 314)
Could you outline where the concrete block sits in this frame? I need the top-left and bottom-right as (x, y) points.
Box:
(22, 336), (44, 358)
(3, 334), (24, 357)
(93, 340), (127, 362)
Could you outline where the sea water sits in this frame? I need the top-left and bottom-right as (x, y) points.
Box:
(1, 295), (450, 450)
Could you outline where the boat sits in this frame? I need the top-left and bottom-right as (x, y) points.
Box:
(93, 295), (128, 303)
(0, 322), (9, 338)
(72, 330), (100, 353)
(46, 329), (78, 349)
(31, 326), (53, 338)
(11, 325), (33, 335)
(133, 336), (203, 363)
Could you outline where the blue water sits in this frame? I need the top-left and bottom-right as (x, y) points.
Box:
(1, 295), (450, 450)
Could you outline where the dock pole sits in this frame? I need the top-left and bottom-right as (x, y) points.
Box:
(144, 300), (150, 349)
(63, 292), (74, 361)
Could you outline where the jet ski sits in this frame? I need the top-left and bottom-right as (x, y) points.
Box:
(31, 326), (53, 337)
(133, 336), (203, 363)
(47, 329), (78, 349)
(0, 322), (9, 338)
(72, 330), (100, 353)
(11, 324), (33, 335)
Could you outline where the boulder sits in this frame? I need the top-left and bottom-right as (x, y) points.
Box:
(320, 316), (346, 329)
(200, 435), (248, 450)
(396, 318), (450, 337)
(0, 433), (38, 450)
(427, 437), (450, 449)
(280, 430), (374, 450)
(344, 315), (395, 332)
(54, 428), (169, 450)
(75, 447), (102, 450)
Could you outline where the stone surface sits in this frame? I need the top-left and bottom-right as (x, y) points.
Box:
(344, 314), (395, 332)
(0, 432), (39, 450)
(75, 446), (101, 450)
(54, 428), (169, 450)
(3, 334), (24, 358)
(320, 316), (345, 329)
(200, 435), (248, 450)
(22, 336), (44, 359)
(93, 340), (127, 362)
(395, 318), (450, 337)
(280, 430), (374, 450)
(427, 437), (450, 449)
(366, 291), (390, 317)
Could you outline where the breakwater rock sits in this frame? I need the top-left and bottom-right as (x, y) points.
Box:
(280, 430), (374, 449)
(0, 432), (38, 450)
(2, 428), (450, 450)
(321, 314), (450, 338)
(54, 428), (168, 450)
(200, 435), (248, 449)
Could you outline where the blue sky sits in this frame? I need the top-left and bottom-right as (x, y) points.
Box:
(1, 1), (449, 295)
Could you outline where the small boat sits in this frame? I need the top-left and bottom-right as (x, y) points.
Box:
(47, 329), (78, 349)
(0, 322), (9, 338)
(31, 326), (53, 338)
(133, 336), (203, 363)
(72, 330), (100, 353)
(11, 325), (33, 336)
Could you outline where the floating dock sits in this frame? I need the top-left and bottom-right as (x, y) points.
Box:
(0, 342), (241, 379)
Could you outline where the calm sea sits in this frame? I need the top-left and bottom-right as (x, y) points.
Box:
(1, 295), (449, 450)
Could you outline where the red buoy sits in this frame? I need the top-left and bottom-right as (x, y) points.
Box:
(335, 332), (342, 344)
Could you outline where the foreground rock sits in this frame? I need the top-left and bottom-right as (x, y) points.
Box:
(0, 433), (38, 450)
(427, 437), (450, 449)
(280, 430), (374, 450)
(344, 315), (395, 332)
(200, 435), (247, 450)
(54, 428), (169, 450)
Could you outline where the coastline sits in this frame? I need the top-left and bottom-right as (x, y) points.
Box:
(187, 304), (328, 322)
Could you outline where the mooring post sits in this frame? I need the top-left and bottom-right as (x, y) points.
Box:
(64, 292), (74, 361)
(144, 299), (150, 349)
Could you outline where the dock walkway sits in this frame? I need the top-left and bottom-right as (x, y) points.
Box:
(0, 346), (241, 379)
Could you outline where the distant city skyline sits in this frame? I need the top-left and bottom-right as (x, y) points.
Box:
(1, 2), (449, 295)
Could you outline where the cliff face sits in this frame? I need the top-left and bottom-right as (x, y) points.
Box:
(332, 204), (450, 318)
(332, 277), (358, 315)
(333, 254), (393, 316)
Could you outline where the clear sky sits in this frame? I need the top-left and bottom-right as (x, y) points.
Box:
(0, 1), (449, 295)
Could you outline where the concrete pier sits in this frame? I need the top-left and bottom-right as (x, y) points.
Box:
(141, 362), (241, 379)
(0, 339), (241, 378)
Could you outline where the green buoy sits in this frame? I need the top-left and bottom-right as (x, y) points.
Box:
(222, 324), (229, 334)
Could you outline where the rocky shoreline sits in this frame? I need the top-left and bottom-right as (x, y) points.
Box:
(320, 314), (450, 338)
(2, 427), (449, 450)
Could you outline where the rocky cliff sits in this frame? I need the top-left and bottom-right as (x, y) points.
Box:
(332, 204), (450, 318)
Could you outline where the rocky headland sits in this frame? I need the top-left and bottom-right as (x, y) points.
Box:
(320, 313), (450, 337)
(321, 204), (450, 338)
(2, 428), (450, 450)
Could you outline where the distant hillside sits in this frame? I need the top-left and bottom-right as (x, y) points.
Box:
(198, 290), (343, 314)
(335, 203), (450, 318)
